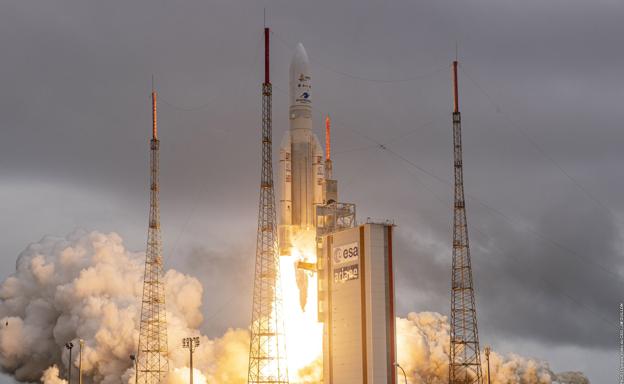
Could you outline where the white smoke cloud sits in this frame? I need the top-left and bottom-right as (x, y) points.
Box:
(0, 230), (230, 384)
(396, 312), (589, 384)
(0, 231), (588, 384)
(40, 366), (68, 384)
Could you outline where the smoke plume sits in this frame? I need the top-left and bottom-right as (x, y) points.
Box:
(0, 230), (247, 384)
(396, 312), (589, 384)
(0, 231), (587, 384)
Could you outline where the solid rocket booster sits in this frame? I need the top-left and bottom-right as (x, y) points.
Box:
(279, 43), (324, 256)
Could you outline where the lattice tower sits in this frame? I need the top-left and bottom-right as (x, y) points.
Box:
(247, 27), (289, 384)
(449, 60), (483, 384)
(137, 88), (169, 384)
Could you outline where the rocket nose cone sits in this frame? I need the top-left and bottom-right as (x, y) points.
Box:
(290, 43), (311, 107)
(292, 43), (310, 69)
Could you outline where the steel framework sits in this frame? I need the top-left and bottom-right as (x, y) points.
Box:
(247, 27), (289, 384)
(449, 60), (483, 384)
(137, 88), (169, 384)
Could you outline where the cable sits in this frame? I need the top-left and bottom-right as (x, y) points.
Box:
(278, 75), (624, 289)
(378, 145), (616, 330)
(459, 64), (619, 224)
(163, 31), (264, 261)
(276, 76), (622, 288)
(469, 216), (616, 329)
(283, 81), (624, 288)
(382, 144), (624, 286)
(384, 120), (436, 144)
(333, 144), (378, 156)
(272, 82), (384, 147)
(286, 76), (624, 284)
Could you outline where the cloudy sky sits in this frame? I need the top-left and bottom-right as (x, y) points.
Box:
(0, 0), (621, 382)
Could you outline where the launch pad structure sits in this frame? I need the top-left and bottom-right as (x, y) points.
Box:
(246, 22), (403, 384)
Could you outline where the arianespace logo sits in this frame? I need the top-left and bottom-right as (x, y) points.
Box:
(296, 73), (311, 104)
(332, 242), (359, 266)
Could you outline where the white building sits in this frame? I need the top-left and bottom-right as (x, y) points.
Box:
(317, 222), (397, 384)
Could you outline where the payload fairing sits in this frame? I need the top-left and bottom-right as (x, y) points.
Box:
(279, 43), (325, 257)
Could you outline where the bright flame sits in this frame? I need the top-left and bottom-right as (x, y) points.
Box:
(279, 229), (324, 382)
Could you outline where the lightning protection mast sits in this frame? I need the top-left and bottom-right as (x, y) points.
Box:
(247, 26), (289, 384)
(137, 84), (169, 384)
(449, 60), (483, 384)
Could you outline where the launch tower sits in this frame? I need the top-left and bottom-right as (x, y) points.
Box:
(137, 86), (169, 384)
(449, 60), (483, 384)
(247, 27), (289, 384)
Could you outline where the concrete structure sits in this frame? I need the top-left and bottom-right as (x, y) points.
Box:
(318, 223), (397, 384)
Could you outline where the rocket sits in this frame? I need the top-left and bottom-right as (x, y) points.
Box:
(279, 43), (325, 258)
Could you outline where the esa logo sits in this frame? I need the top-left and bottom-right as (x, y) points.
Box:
(301, 92), (310, 99)
(332, 242), (359, 265)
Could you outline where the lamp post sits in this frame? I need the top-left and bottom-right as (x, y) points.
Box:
(78, 339), (84, 384)
(394, 362), (407, 384)
(182, 337), (200, 384)
(129, 354), (138, 384)
(65, 342), (74, 384)
(484, 346), (491, 384)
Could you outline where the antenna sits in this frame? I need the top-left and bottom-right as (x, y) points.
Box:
(151, 78), (158, 140)
(264, 26), (270, 84)
(452, 61), (459, 114)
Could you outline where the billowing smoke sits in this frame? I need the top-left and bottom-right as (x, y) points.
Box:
(396, 312), (589, 384)
(0, 231), (587, 384)
(0, 231), (247, 384)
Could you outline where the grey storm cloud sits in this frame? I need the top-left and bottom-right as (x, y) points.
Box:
(0, 0), (622, 383)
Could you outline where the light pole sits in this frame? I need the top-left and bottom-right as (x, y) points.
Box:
(129, 354), (138, 384)
(78, 339), (84, 384)
(65, 342), (74, 384)
(394, 362), (407, 384)
(182, 337), (200, 384)
(484, 346), (491, 384)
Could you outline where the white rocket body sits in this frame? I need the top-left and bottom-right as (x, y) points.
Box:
(279, 43), (324, 256)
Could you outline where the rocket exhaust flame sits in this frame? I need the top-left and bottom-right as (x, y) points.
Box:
(279, 230), (323, 382)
